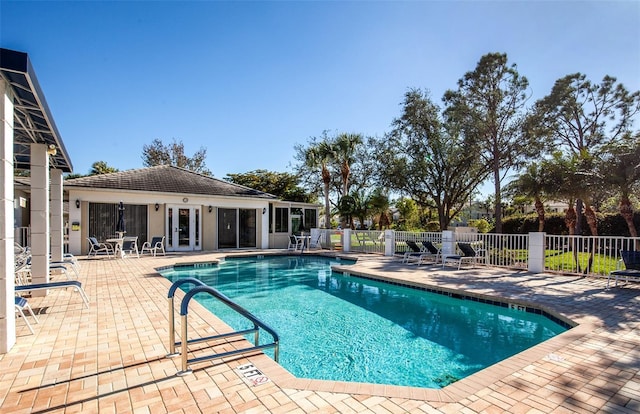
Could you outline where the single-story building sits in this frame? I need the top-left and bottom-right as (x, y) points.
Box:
(65, 166), (320, 254)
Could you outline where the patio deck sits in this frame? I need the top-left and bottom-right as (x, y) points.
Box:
(2, 251), (639, 413)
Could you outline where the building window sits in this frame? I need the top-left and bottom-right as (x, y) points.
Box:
(88, 203), (148, 244)
(275, 207), (288, 233)
(304, 209), (317, 231)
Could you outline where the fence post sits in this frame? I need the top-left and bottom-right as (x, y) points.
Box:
(442, 230), (455, 256)
(343, 229), (351, 252)
(528, 232), (546, 273)
(384, 230), (395, 256)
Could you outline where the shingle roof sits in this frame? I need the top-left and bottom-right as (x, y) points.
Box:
(64, 165), (277, 199)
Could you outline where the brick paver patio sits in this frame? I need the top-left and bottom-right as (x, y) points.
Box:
(1, 251), (638, 413)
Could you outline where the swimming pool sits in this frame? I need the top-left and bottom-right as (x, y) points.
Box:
(161, 255), (568, 389)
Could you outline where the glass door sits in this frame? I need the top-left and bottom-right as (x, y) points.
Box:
(166, 205), (201, 251)
(218, 208), (257, 249)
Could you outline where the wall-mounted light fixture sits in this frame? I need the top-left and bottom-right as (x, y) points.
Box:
(46, 144), (57, 156)
(75, 199), (80, 209)
(262, 207), (267, 215)
(208, 206), (212, 213)
(155, 203), (160, 211)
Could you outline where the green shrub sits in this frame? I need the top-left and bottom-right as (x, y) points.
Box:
(500, 211), (640, 236)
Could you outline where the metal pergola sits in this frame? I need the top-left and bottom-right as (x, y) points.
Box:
(1, 48), (73, 172)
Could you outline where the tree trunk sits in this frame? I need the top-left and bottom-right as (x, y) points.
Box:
(575, 199), (583, 235)
(322, 166), (331, 229)
(619, 195), (638, 237)
(494, 168), (502, 233)
(564, 206), (577, 235)
(584, 205), (598, 236)
(534, 196), (545, 232)
(582, 204), (599, 274)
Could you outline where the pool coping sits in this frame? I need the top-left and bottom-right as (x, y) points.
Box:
(160, 253), (591, 403)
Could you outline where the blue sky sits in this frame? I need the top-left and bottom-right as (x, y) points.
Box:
(2, 1), (639, 195)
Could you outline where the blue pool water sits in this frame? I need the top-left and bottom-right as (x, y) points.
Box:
(161, 255), (568, 388)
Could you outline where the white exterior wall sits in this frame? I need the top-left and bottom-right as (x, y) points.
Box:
(67, 188), (270, 255)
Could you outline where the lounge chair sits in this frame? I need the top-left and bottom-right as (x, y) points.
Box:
(87, 237), (114, 258)
(18, 255), (75, 281)
(15, 296), (39, 334)
(401, 240), (425, 263)
(15, 280), (90, 309)
(418, 241), (441, 265)
(443, 242), (485, 269)
(141, 236), (166, 256)
(607, 250), (640, 288)
(287, 235), (304, 251)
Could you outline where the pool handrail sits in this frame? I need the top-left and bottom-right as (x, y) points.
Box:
(167, 277), (207, 356)
(167, 278), (280, 375)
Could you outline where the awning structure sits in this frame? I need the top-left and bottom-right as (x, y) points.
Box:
(0, 48), (73, 172)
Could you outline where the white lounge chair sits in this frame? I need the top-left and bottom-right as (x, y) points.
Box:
(607, 250), (640, 288)
(443, 242), (485, 269)
(15, 296), (39, 334)
(15, 280), (90, 309)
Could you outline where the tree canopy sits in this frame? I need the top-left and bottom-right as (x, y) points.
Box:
(224, 170), (314, 203)
(142, 138), (211, 175)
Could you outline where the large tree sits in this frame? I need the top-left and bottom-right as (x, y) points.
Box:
(598, 134), (640, 239)
(378, 89), (488, 230)
(224, 170), (314, 203)
(529, 73), (640, 236)
(443, 52), (532, 233)
(142, 138), (211, 175)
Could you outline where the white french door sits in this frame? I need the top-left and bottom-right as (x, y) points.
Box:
(166, 205), (201, 251)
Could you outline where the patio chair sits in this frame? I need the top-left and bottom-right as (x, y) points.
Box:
(443, 242), (485, 269)
(287, 235), (304, 251)
(87, 237), (114, 258)
(15, 296), (39, 334)
(607, 250), (640, 289)
(121, 236), (140, 258)
(15, 280), (90, 309)
(308, 233), (323, 250)
(141, 236), (166, 256)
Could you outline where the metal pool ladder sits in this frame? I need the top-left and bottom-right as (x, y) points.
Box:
(167, 278), (280, 375)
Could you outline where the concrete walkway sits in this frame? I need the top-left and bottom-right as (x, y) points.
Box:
(1, 251), (638, 413)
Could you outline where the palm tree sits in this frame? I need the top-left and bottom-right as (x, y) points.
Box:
(599, 137), (640, 239)
(333, 133), (363, 227)
(304, 142), (334, 228)
(506, 163), (550, 231)
(369, 189), (391, 230)
(90, 161), (119, 175)
(333, 133), (363, 198)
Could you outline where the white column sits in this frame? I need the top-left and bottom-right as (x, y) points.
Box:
(528, 232), (546, 273)
(0, 80), (16, 352)
(441, 230), (455, 256)
(50, 169), (64, 262)
(342, 229), (351, 252)
(384, 229), (395, 256)
(30, 143), (50, 288)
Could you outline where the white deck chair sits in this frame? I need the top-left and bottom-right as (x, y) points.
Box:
(15, 296), (39, 334)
